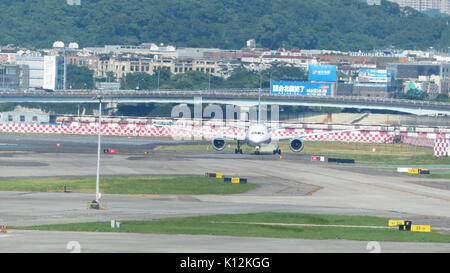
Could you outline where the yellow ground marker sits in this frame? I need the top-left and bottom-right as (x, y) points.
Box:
(388, 220), (405, 227)
(411, 225), (431, 232)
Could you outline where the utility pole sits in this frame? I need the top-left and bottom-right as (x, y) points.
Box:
(208, 71), (211, 91)
(95, 95), (102, 203)
(157, 67), (161, 90)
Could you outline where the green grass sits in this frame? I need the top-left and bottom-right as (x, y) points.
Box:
(155, 141), (449, 165)
(0, 176), (258, 195)
(19, 212), (450, 243)
(421, 170), (450, 179)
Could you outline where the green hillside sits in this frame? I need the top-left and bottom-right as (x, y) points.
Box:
(0, 0), (449, 50)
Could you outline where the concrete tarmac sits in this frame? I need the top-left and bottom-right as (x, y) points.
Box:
(0, 135), (449, 252)
(2, 230), (450, 253)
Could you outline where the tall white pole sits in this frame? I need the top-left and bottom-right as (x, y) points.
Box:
(96, 96), (102, 202)
(258, 72), (262, 124)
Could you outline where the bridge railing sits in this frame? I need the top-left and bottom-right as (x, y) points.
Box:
(1, 88), (450, 109)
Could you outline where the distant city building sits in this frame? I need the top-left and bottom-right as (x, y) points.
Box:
(94, 54), (220, 80)
(43, 56), (66, 90)
(84, 43), (178, 58)
(246, 39), (256, 49)
(364, 0), (381, 5)
(388, 0), (450, 15)
(387, 62), (450, 94)
(16, 56), (44, 89)
(15, 55), (66, 90)
(67, 0), (81, 6)
(0, 64), (28, 90)
(387, 63), (441, 78)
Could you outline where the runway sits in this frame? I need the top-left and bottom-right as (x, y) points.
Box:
(0, 135), (449, 253)
(3, 230), (450, 253)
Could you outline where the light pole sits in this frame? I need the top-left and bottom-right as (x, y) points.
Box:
(95, 95), (103, 204)
(157, 67), (161, 90)
(208, 71), (211, 91)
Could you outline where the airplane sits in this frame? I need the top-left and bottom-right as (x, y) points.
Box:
(180, 88), (356, 155)
(209, 121), (351, 155)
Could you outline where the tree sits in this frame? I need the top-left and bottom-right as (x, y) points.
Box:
(402, 87), (427, 100)
(167, 71), (224, 90)
(261, 66), (307, 87)
(223, 67), (260, 88)
(120, 73), (152, 90)
(0, 0), (449, 51)
(66, 65), (94, 89)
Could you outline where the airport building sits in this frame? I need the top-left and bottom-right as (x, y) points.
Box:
(0, 109), (49, 124)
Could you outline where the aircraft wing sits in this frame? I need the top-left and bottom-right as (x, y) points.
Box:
(271, 129), (358, 141)
(165, 125), (247, 141)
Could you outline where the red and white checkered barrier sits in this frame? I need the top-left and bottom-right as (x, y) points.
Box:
(434, 138), (450, 157)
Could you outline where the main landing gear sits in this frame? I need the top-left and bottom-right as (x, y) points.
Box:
(273, 149), (281, 155)
(235, 141), (243, 154)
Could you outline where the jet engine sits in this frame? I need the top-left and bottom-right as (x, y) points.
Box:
(289, 138), (304, 152)
(212, 138), (226, 151)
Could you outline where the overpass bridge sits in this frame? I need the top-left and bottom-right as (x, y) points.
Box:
(1, 89), (450, 116)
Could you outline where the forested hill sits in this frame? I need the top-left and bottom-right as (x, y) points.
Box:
(0, 0), (449, 51)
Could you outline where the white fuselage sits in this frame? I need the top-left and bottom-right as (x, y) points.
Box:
(245, 123), (272, 148)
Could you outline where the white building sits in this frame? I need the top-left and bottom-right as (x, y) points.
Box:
(43, 56), (66, 90)
(15, 55), (66, 90)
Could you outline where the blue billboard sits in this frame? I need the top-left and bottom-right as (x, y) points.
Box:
(358, 69), (393, 83)
(270, 81), (331, 97)
(308, 65), (337, 82)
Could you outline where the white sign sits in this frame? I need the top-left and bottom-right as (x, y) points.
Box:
(43, 56), (56, 90)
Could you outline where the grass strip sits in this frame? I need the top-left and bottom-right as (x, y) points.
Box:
(155, 141), (447, 165)
(0, 176), (258, 195)
(18, 213), (450, 243)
